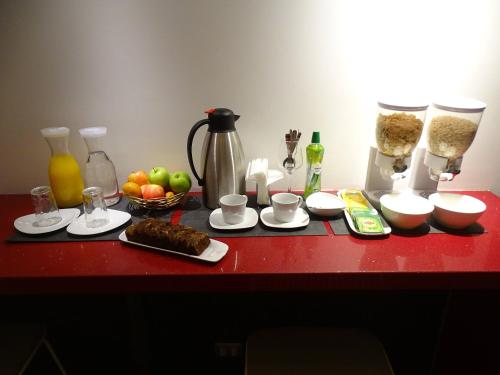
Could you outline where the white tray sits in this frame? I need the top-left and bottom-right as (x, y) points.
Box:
(337, 190), (391, 236)
(118, 231), (228, 263)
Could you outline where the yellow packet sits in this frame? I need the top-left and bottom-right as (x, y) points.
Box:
(341, 189), (370, 213)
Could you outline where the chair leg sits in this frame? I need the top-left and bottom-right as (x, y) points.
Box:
(17, 333), (68, 375)
(17, 338), (43, 375)
(42, 338), (68, 375)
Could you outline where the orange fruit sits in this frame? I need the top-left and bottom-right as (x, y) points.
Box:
(165, 191), (175, 199)
(122, 181), (142, 197)
(127, 170), (149, 186)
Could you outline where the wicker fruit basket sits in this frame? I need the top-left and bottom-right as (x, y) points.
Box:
(125, 192), (186, 210)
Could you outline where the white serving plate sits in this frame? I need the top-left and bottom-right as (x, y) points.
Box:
(119, 231), (229, 263)
(337, 190), (391, 236)
(209, 207), (258, 230)
(260, 207), (310, 229)
(14, 208), (80, 235)
(67, 209), (131, 235)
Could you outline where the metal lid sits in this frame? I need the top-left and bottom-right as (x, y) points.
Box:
(40, 127), (70, 138)
(432, 97), (487, 113)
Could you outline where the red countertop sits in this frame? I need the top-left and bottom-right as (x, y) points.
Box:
(0, 191), (499, 294)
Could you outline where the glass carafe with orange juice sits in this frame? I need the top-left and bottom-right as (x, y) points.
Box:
(41, 127), (84, 207)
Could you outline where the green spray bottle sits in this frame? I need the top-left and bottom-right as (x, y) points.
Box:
(304, 131), (324, 199)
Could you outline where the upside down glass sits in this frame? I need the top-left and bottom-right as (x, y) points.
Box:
(30, 186), (62, 227)
(82, 187), (109, 228)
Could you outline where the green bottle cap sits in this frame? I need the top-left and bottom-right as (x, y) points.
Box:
(311, 131), (320, 143)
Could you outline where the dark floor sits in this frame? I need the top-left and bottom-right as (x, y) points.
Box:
(0, 291), (499, 375)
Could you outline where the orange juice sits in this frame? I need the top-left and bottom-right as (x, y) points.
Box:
(48, 154), (84, 207)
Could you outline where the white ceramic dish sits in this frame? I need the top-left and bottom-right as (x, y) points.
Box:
(67, 209), (131, 235)
(209, 207), (258, 230)
(306, 192), (346, 217)
(260, 207), (310, 229)
(337, 190), (391, 236)
(119, 231), (229, 263)
(428, 193), (486, 229)
(380, 193), (434, 229)
(14, 208), (80, 235)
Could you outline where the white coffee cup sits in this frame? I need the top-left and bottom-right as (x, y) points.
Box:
(271, 193), (303, 223)
(219, 194), (248, 224)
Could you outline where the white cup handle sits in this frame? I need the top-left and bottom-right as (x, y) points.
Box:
(297, 196), (303, 208)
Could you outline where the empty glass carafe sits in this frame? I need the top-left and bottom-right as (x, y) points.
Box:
(79, 127), (120, 206)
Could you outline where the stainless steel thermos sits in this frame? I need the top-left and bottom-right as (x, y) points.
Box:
(187, 108), (246, 209)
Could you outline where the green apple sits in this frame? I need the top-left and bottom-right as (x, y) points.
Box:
(169, 171), (192, 193)
(148, 167), (170, 188)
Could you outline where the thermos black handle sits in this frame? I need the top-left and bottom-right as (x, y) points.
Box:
(187, 119), (209, 186)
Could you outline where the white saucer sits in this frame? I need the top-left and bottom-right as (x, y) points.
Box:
(14, 208), (80, 235)
(66, 209), (131, 235)
(260, 207), (310, 229)
(119, 231), (229, 263)
(209, 207), (258, 230)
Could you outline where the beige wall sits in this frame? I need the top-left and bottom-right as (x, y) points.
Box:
(1, 0), (499, 194)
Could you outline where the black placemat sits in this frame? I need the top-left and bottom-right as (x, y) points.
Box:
(179, 196), (328, 237)
(329, 213), (485, 236)
(7, 197), (174, 243)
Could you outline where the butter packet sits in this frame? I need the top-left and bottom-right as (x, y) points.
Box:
(350, 208), (384, 234)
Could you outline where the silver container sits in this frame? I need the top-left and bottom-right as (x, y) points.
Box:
(188, 108), (246, 209)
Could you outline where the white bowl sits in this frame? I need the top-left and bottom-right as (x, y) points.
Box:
(428, 193), (486, 229)
(380, 193), (434, 229)
(306, 192), (346, 217)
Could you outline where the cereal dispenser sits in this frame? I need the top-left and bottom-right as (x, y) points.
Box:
(365, 99), (429, 207)
(425, 98), (486, 180)
(409, 97), (486, 192)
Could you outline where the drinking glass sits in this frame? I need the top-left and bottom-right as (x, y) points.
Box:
(278, 139), (303, 193)
(82, 187), (109, 228)
(30, 186), (62, 227)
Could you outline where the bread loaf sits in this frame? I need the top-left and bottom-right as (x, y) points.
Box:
(125, 218), (210, 256)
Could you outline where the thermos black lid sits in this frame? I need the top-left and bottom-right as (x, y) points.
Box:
(205, 108), (240, 132)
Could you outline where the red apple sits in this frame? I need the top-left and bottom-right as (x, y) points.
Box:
(141, 184), (165, 199)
